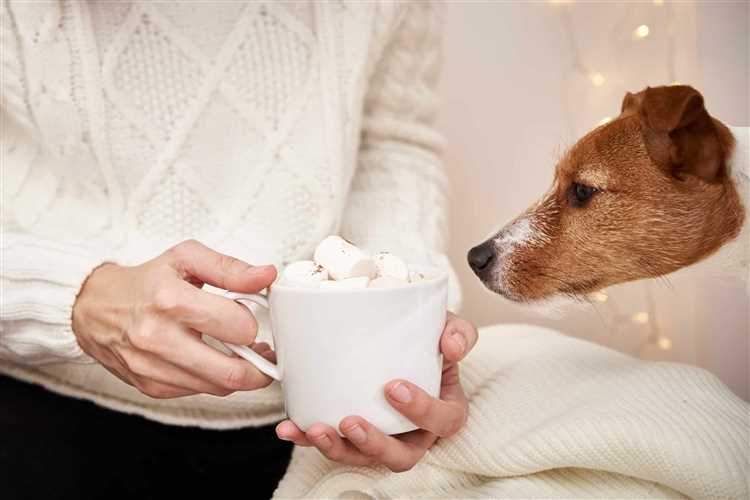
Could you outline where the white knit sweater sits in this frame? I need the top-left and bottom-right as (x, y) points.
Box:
(275, 324), (749, 499)
(0, 1), (458, 426)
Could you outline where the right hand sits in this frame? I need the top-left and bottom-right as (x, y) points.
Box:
(72, 239), (277, 399)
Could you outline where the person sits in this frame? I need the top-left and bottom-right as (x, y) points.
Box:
(0, 1), (478, 498)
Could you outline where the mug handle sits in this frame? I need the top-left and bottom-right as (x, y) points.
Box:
(222, 291), (282, 381)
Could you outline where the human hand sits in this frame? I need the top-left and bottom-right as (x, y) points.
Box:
(72, 239), (277, 398)
(275, 312), (478, 472)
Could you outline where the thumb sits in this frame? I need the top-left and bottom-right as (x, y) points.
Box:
(166, 239), (277, 292)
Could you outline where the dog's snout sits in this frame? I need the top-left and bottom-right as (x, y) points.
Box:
(468, 242), (495, 272)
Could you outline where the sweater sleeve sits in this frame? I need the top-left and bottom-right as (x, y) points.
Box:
(1, 3), (102, 365)
(340, 1), (461, 309)
(1, 117), (106, 365)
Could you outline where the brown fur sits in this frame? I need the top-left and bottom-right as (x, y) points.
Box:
(469, 85), (745, 302)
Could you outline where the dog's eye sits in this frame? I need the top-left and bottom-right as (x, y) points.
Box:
(569, 183), (598, 206)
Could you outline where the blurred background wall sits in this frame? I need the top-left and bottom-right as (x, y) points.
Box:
(439, 1), (749, 399)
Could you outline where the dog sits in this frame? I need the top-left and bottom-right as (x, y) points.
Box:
(468, 85), (748, 302)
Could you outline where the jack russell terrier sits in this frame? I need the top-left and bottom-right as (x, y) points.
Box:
(468, 85), (748, 302)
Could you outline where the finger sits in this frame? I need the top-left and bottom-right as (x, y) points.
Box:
(105, 351), (197, 398)
(166, 239), (277, 292)
(396, 429), (439, 450)
(116, 347), (232, 396)
(132, 379), (197, 399)
(275, 420), (313, 446)
(440, 312), (479, 362)
(133, 326), (273, 391)
(305, 423), (373, 466)
(154, 281), (259, 345)
(384, 376), (467, 438)
(439, 359), (467, 405)
(339, 416), (426, 472)
(252, 342), (277, 362)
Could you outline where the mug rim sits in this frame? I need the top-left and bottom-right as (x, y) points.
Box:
(270, 266), (448, 294)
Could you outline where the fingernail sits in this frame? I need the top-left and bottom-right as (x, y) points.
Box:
(450, 331), (466, 354)
(312, 433), (331, 449)
(345, 424), (367, 444)
(275, 423), (292, 441)
(389, 382), (412, 403)
(251, 264), (275, 274)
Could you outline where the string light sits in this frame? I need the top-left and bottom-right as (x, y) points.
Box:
(632, 312), (650, 324)
(657, 337), (673, 350)
(591, 291), (609, 302)
(589, 72), (606, 87)
(634, 25), (650, 40)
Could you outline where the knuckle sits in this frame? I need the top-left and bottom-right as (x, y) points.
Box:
(442, 411), (466, 437)
(222, 364), (250, 390)
(442, 365), (461, 386)
(167, 239), (202, 265)
(322, 446), (345, 462)
(410, 398), (432, 422)
(135, 379), (160, 398)
(218, 254), (251, 284)
(239, 314), (259, 343)
(121, 352), (148, 377)
(388, 461), (415, 473)
(359, 442), (384, 460)
(151, 287), (181, 314)
(176, 239), (200, 254)
(218, 254), (237, 274)
(129, 323), (159, 351)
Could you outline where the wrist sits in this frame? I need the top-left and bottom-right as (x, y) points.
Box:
(72, 263), (122, 339)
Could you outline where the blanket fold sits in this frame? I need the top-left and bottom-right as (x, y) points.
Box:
(273, 325), (749, 499)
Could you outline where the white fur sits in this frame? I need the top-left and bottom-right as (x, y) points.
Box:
(685, 126), (749, 283)
(491, 216), (553, 292)
(495, 218), (534, 247)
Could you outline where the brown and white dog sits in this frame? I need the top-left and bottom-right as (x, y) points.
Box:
(468, 85), (749, 303)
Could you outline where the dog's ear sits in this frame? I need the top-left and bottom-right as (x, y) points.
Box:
(620, 91), (643, 115)
(635, 85), (726, 182)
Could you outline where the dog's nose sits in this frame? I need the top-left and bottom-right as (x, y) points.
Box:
(467, 242), (495, 272)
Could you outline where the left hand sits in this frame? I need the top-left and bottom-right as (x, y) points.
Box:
(275, 312), (478, 472)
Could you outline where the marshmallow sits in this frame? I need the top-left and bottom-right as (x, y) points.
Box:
(313, 235), (376, 281)
(369, 276), (407, 288)
(320, 277), (370, 289)
(373, 252), (409, 281)
(280, 260), (328, 287)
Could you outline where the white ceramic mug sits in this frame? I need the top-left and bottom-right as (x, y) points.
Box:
(221, 270), (448, 435)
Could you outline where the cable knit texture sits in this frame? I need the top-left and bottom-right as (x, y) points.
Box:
(1, 0), (459, 427)
(2, 3), (748, 497)
(274, 324), (750, 499)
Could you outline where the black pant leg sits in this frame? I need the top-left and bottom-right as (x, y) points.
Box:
(0, 375), (293, 500)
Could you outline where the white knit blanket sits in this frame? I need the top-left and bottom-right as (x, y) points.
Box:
(273, 325), (749, 499)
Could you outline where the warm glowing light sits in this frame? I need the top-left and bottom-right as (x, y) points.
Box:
(591, 291), (609, 302)
(589, 72), (606, 87)
(657, 337), (673, 350)
(653, 0), (664, 5)
(597, 117), (613, 126)
(632, 312), (649, 324)
(634, 25), (650, 39)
